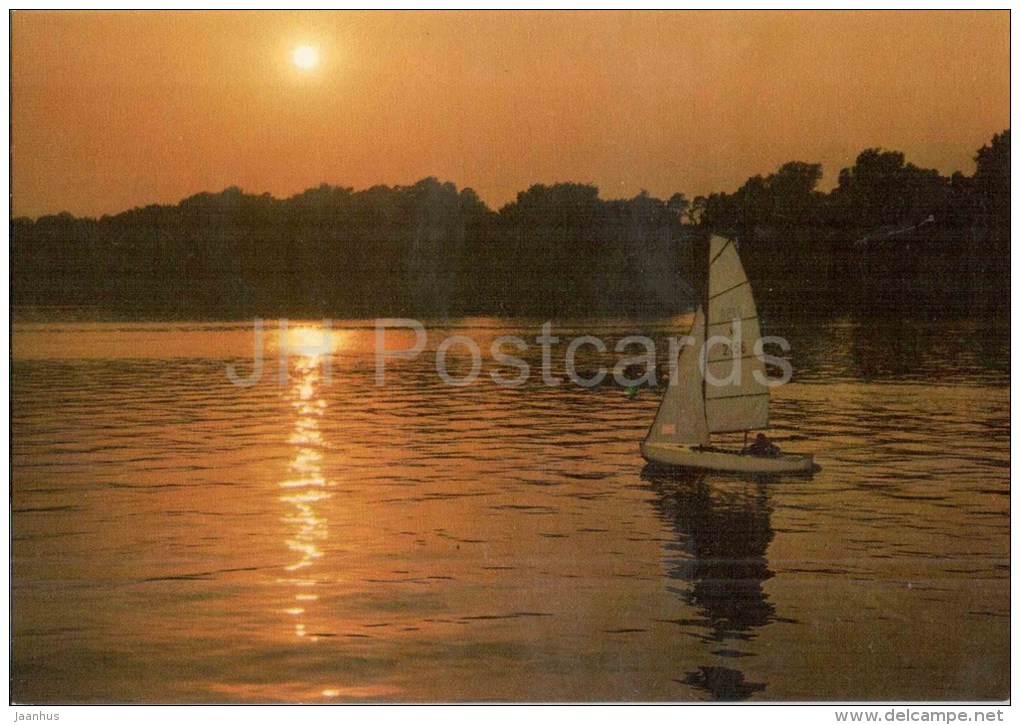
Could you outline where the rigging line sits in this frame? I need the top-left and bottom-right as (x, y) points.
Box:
(708, 280), (750, 300)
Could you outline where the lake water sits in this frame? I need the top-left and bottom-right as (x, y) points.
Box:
(11, 316), (1010, 702)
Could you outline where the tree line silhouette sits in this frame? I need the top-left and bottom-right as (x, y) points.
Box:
(12, 130), (1008, 320)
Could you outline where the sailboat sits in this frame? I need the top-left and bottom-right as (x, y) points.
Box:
(640, 235), (815, 474)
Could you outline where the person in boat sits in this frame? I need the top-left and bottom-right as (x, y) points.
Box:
(745, 433), (780, 457)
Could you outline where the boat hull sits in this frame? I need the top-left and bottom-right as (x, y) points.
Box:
(640, 441), (815, 474)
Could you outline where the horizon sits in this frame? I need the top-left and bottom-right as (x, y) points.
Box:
(12, 10), (1010, 219)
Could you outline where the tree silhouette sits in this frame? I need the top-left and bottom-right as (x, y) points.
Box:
(9, 130), (1010, 321)
(972, 129), (1010, 228)
(830, 149), (950, 229)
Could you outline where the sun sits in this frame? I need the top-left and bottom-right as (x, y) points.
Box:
(292, 45), (319, 70)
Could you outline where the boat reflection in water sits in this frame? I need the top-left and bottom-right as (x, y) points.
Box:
(642, 464), (776, 701)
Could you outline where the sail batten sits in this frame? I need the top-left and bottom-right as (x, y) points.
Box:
(706, 391), (769, 401)
(707, 315), (758, 326)
(706, 353), (761, 363)
(708, 239), (732, 265)
(708, 280), (750, 300)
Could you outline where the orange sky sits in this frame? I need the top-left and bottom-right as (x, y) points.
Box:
(11, 10), (1010, 219)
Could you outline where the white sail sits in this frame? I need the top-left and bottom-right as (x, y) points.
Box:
(704, 235), (769, 433)
(645, 306), (709, 447)
(641, 235), (814, 474)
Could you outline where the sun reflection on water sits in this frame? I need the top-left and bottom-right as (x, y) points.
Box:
(276, 324), (344, 357)
(277, 335), (333, 641)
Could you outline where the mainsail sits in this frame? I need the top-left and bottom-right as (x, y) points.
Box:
(704, 235), (769, 433)
(645, 306), (709, 447)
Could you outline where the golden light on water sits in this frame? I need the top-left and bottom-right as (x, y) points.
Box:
(9, 318), (1011, 701)
(282, 325), (339, 355)
(278, 334), (333, 641)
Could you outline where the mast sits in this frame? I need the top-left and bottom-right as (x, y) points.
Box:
(701, 234), (709, 441)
